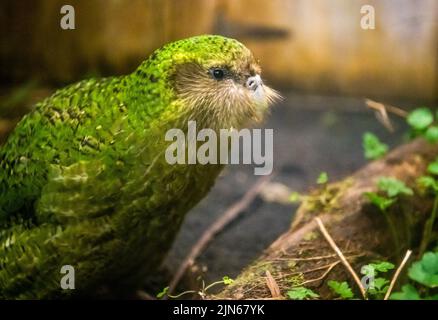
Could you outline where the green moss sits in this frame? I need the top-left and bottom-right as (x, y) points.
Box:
(287, 260), (297, 269)
(303, 178), (354, 213)
(303, 231), (319, 241)
(285, 273), (305, 287)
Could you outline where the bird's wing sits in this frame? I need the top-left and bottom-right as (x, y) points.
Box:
(0, 76), (132, 226)
(36, 159), (124, 224)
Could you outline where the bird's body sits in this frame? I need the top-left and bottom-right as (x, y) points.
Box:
(0, 35), (277, 298)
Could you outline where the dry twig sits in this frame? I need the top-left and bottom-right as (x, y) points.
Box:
(315, 217), (367, 299)
(293, 261), (341, 287)
(265, 270), (282, 298)
(384, 250), (412, 300)
(365, 99), (408, 132)
(281, 260), (343, 278)
(273, 252), (363, 262)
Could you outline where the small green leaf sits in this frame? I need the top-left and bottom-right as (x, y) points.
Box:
(367, 277), (389, 296)
(222, 276), (234, 285)
(317, 172), (328, 184)
(327, 280), (354, 299)
(428, 160), (438, 175)
(369, 261), (395, 273)
(407, 108), (434, 130)
(361, 264), (376, 277)
(374, 278), (389, 291)
(363, 132), (388, 160)
(289, 192), (302, 203)
(417, 176), (438, 193)
(156, 286), (169, 299)
(286, 287), (319, 300)
(303, 231), (318, 241)
(408, 252), (438, 288)
(361, 261), (394, 279)
(390, 284), (421, 300)
(377, 177), (413, 197)
(425, 126), (438, 142)
(365, 192), (396, 212)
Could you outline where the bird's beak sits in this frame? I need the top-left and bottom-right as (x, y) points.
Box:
(246, 74), (268, 109)
(246, 75), (263, 92)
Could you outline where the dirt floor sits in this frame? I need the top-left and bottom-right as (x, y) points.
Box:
(165, 92), (410, 287)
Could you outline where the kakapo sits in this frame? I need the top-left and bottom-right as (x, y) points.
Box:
(0, 35), (279, 298)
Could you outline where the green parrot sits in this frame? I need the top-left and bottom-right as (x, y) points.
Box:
(0, 35), (278, 298)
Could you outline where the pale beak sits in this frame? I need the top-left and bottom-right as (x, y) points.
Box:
(246, 74), (263, 91)
(246, 74), (267, 109)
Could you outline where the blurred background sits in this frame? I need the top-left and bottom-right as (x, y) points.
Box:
(1, 0), (437, 290)
(1, 0), (438, 99)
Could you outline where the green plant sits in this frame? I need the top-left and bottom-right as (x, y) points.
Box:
(425, 126), (438, 143)
(317, 172), (328, 184)
(289, 191), (302, 203)
(364, 192), (395, 212)
(327, 280), (354, 299)
(428, 159), (438, 175)
(416, 161), (438, 256)
(364, 177), (413, 251)
(417, 176), (438, 193)
(363, 132), (388, 160)
(409, 252), (438, 288)
(407, 108), (434, 131)
(368, 261), (396, 273)
(361, 261), (395, 299)
(368, 278), (390, 299)
(156, 286), (170, 299)
(286, 287), (319, 300)
(222, 276), (234, 285)
(390, 284), (421, 300)
(391, 251), (438, 300)
(377, 177), (413, 197)
(407, 107), (438, 142)
(358, 105), (438, 300)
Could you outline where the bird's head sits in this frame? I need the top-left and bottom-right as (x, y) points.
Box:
(136, 35), (280, 130)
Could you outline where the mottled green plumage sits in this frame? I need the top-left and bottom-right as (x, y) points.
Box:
(0, 35), (274, 298)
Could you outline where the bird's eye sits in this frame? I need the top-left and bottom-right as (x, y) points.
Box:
(210, 68), (226, 80)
